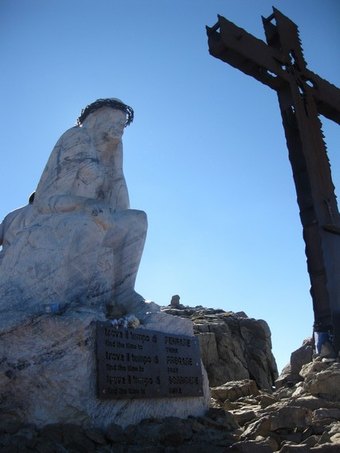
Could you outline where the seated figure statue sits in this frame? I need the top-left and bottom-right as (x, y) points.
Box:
(0, 98), (153, 328)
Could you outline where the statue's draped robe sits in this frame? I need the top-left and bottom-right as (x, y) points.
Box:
(0, 127), (147, 329)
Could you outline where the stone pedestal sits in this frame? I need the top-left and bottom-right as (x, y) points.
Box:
(0, 306), (210, 428)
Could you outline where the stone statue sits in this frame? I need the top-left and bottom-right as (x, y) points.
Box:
(0, 98), (154, 329)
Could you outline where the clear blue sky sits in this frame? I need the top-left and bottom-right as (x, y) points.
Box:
(0, 0), (339, 373)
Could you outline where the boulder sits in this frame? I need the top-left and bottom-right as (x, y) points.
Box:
(211, 379), (259, 402)
(162, 307), (278, 391)
(269, 406), (312, 431)
(226, 439), (273, 452)
(302, 362), (340, 401)
(276, 339), (313, 389)
(290, 340), (313, 375)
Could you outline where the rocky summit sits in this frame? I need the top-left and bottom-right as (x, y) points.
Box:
(162, 306), (278, 391)
(1, 306), (340, 452)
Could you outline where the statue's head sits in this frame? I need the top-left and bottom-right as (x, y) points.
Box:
(76, 98), (134, 127)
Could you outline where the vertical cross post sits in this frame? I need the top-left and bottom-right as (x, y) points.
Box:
(207, 8), (340, 355)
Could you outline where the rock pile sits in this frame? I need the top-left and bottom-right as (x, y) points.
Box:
(210, 358), (340, 451)
(1, 357), (339, 452)
(0, 409), (238, 452)
(1, 306), (339, 451)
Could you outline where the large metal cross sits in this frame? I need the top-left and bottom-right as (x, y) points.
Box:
(207, 8), (340, 355)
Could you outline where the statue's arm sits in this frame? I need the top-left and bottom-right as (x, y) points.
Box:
(35, 128), (104, 214)
(110, 142), (130, 210)
(40, 193), (111, 218)
(0, 221), (3, 246)
(39, 194), (95, 214)
(113, 177), (130, 210)
(0, 207), (27, 247)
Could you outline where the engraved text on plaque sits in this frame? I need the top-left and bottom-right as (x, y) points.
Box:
(96, 323), (203, 399)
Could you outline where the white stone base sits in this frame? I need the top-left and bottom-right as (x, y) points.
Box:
(0, 307), (210, 428)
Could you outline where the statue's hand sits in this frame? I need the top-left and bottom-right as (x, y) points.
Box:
(85, 199), (107, 216)
(89, 206), (104, 217)
(84, 199), (115, 230)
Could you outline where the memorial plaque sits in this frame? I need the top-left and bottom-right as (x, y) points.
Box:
(96, 322), (204, 399)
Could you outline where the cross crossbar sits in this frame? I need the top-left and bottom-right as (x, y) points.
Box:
(207, 11), (340, 123)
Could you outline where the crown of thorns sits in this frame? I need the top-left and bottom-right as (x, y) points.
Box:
(76, 98), (134, 127)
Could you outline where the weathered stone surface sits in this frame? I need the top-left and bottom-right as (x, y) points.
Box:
(162, 306), (278, 390)
(198, 332), (219, 367)
(290, 340), (313, 375)
(0, 310), (210, 429)
(211, 379), (259, 402)
(299, 359), (331, 379)
(328, 422), (340, 437)
(276, 339), (314, 390)
(241, 416), (272, 440)
(312, 445), (340, 452)
(330, 432), (340, 444)
(269, 406), (312, 431)
(312, 409), (340, 425)
(226, 439), (273, 452)
(231, 409), (257, 426)
(292, 395), (339, 411)
(201, 407), (239, 431)
(85, 427), (107, 445)
(158, 417), (193, 446)
(304, 434), (320, 448)
(279, 445), (311, 452)
(303, 362), (340, 401)
(276, 338), (316, 390)
(259, 393), (278, 409)
(105, 422), (126, 443)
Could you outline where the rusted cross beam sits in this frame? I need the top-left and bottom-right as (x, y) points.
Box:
(207, 8), (340, 356)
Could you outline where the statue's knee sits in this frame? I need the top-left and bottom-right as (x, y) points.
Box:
(137, 210), (147, 228)
(128, 209), (147, 230)
(139, 211), (147, 235)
